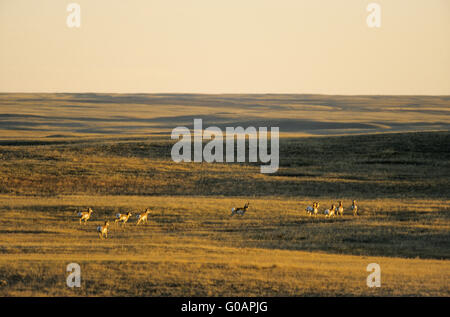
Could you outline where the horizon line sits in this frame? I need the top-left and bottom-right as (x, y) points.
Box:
(1, 92), (450, 97)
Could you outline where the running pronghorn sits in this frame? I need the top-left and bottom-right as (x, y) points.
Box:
(231, 202), (250, 216)
(324, 204), (336, 217)
(136, 208), (151, 226)
(306, 202), (320, 216)
(115, 211), (132, 225)
(78, 207), (93, 225)
(351, 200), (358, 216)
(337, 201), (344, 216)
(97, 221), (110, 239)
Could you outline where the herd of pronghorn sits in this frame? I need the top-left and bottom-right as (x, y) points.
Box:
(77, 200), (358, 239)
(305, 200), (358, 217)
(77, 208), (150, 239)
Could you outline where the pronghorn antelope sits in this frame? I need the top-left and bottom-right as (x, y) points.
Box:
(351, 200), (358, 216)
(305, 202), (315, 215)
(313, 202), (320, 216)
(136, 208), (151, 226)
(97, 221), (110, 239)
(78, 208), (93, 225)
(337, 201), (344, 216)
(231, 202), (249, 216)
(115, 211), (132, 225)
(306, 202), (320, 216)
(324, 204), (336, 217)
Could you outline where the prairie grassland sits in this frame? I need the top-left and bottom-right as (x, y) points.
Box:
(0, 195), (448, 296)
(0, 133), (449, 296)
(0, 93), (449, 296)
(0, 131), (449, 198)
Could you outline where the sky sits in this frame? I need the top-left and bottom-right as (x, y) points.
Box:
(0, 0), (449, 95)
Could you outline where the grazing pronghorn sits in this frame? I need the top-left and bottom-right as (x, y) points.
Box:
(337, 201), (344, 216)
(97, 221), (110, 239)
(324, 204), (336, 217)
(136, 208), (151, 226)
(78, 208), (93, 225)
(351, 200), (358, 216)
(115, 211), (132, 225)
(231, 202), (249, 216)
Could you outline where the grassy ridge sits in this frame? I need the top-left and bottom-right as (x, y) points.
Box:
(1, 131), (448, 198)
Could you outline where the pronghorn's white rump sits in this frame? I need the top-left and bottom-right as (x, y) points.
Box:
(324, 204), (336, 217)
(115, 211), (132, 225)
(78, 207), (93, 225)
(97, 221), (109, 239)
(306, 202), (319, 216)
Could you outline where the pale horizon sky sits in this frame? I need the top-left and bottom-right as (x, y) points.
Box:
(1, 0), (449, 95)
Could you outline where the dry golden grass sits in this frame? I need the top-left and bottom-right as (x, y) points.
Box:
(0, 195), (448, 296)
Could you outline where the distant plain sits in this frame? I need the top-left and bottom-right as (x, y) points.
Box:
(0, 93), (448, 296)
